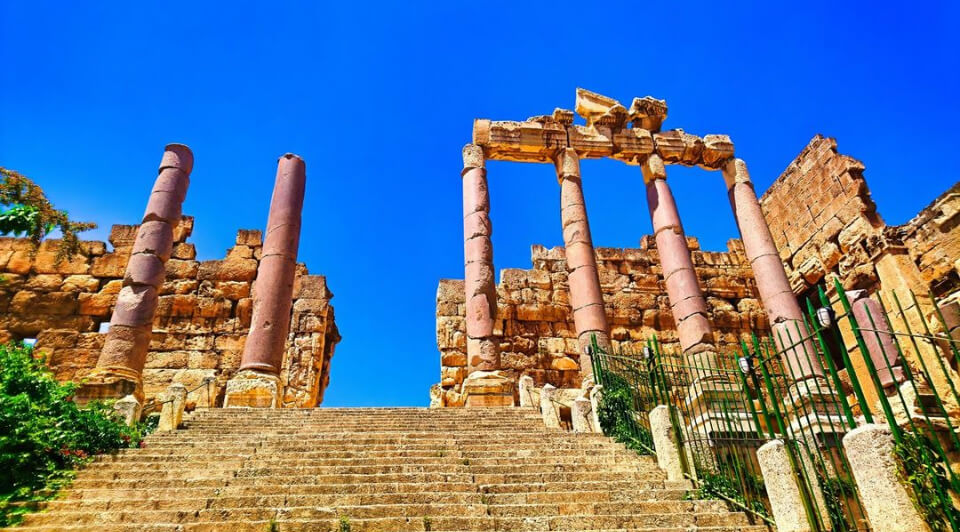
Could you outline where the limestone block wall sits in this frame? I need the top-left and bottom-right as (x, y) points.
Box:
(436, 239), (766, 407)
(896, 183), (960, 298)
(759, 135), (885, 294)
(0, 215), (339, 408)
(759, 134), (960, 300)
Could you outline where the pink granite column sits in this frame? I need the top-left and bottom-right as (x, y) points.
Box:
(80, 144), (193, 403)
(555, 148), (610, 379)
(462, 144), (499, 372)
(240, 154), (306, 373)
(641, 154), (716, 366)
(723, 158), (823, 380)
(849, 290), (904, 389)
(225, 154), (306, 407)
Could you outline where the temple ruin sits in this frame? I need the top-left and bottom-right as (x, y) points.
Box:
(0, 145), (340, 409)
(435, 89), (960, 408)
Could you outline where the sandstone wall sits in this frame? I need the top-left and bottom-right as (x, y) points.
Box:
(759, 134), (960, 300)
(0, 215), (339, 408)
(896, 183), (960, 298)
(758, 135), (885, 294)
(436, 239), (767, 407)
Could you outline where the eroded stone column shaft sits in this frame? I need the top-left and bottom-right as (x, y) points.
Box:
(723, 158), (823, 380)
(462, 144), (499, 372)
(95, 144), (193, 384)
(555, 148), (610, 376)
(641, 154), (715, 366)
(238, 153), (306, 374)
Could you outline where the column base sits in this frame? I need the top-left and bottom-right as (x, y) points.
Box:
(462, 370), (515, 407)
(223, 370), (281, 408)
(75, 367), (144, 406)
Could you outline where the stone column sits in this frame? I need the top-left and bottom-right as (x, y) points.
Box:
(77, 144), (193, 405)
(224, 153), (306, 408)
(461, 144), (499, 372)
(555, 148), (610, 380)
(722, 158), (823, 381)
(460, 145), (513, 406)
(641, 154), (716, 367)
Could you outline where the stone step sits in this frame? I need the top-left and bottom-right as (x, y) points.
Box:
(9, 406), (759, 531)
(17, 508), (761, 530)
(86, 456), (644, 470)
(93, 448), (640, 462)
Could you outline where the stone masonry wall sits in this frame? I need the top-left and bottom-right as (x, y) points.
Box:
(758, 135), (885, 294)
(896, 183), (960, 298)
(0, 215), (340, 408)
(759, 134), (960, 300)
(436, 238), (767, 407)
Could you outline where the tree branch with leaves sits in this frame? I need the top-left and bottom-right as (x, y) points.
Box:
(0, 167), (96, 262)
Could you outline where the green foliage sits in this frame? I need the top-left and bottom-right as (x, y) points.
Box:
(0, 167), (96, 261)
(810, 460), (857, 532)
(422, 516), (433, 531)
(894, 430), (960, 532)
(684, 469), (769, 518)
(595, 371), (653, 454)
(338, 515), (351, 532)
(0, 342), (149, 526)
(266, 518), (279, 532)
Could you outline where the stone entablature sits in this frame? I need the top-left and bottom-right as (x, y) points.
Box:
(436, 239), (767, 407)
(0, 216), (339, 408)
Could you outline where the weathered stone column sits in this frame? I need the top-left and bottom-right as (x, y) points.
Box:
(77, 144), (193, 405)
(641, 154), (716, 368)
(224, 153), (306, 408)
(460, 145), (513, 407)
(555, 148), (610, 380)
(461, 144), (499, 372)
(722, 158), (823, 381)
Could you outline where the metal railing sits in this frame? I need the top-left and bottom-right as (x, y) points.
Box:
(590, 281), (960, 531)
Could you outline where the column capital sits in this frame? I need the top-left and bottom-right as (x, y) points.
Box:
(553, 147), (580, 182)
(462, 144), (485, 174)
(721, 158), (753, 190)
(640, 153), (667, 184)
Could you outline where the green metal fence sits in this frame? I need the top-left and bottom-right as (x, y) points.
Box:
(591, 281), (960, 531)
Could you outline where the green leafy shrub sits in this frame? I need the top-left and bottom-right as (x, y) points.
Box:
(894, 429), (960, 532)
(0, 342), (149, 526)
(595, 372), (653, 454)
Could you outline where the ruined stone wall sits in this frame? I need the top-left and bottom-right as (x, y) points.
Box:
(896, 183), (960, 298)
(758, 135), (885, 294)
(0, 215), (339, 408)
(759, 134), (960, 301)
(436, 239), (766, 407)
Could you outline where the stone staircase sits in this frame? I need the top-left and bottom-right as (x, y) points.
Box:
(6, 408), (768, 531)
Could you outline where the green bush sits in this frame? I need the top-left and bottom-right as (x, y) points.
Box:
(0, 342), (149, 526)
(595, 372), (653, 454)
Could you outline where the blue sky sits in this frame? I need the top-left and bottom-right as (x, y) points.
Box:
(1, 2), (957, 406)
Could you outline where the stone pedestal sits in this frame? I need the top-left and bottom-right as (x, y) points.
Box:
(555, 148), (610, 378)
(114, 394), (142, 427)
(462, 370), (514, 407)
(223, 370), (282, 408)
(650, 405), (684, 481)
(158, 383), (188, 431)
(77, 144), (193, 405)
(571, 397), (594, 433)
(843, 424), (932, 532)
(757, 439), (815, 532)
